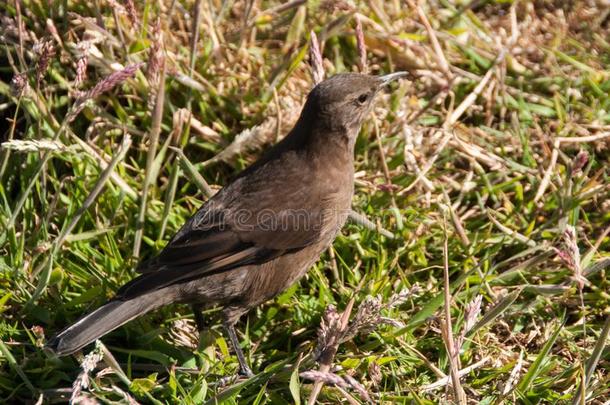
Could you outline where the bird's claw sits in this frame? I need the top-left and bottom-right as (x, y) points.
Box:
(216, 368), (253, 388)
(217, 374), (239, 387)
(238, 366), (254, 379)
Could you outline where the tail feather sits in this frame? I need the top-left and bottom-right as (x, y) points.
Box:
(47, 290), (173, 356)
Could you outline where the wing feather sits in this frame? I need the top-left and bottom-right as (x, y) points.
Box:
(120, 150), (326, 300)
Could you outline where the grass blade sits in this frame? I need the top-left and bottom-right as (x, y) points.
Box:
(467, 288), (522, 337)
(516, 320), (565, 394)
(572, 315), (610, 404)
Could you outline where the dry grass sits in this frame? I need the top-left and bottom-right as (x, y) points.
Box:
(0, 0), (609, 403)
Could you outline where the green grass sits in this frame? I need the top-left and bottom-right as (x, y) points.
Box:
(1, 1), (609, 403)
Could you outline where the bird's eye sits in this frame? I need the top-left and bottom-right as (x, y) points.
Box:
(357, 93), (368, 104)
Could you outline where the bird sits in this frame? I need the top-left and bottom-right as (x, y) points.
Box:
(46, 71), (407, 377)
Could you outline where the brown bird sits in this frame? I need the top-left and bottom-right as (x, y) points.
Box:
(46, 72), (407, 376)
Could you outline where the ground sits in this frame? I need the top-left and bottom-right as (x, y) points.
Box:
(0, 0), (609, 404)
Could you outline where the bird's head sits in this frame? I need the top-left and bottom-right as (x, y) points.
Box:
(303, 72), (408, 139)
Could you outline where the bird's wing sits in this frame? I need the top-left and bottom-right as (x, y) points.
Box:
(118, 154), (329, 299)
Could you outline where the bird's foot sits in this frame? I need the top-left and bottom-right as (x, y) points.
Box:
(216, 368), (253, 387)
(217, 374), (239, 387)
(238, 365), (254, 379)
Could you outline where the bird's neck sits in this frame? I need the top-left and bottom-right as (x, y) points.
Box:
(284, 112), (357, 166)
(308, 127), (355, 166)
(234, 115), (355, 184)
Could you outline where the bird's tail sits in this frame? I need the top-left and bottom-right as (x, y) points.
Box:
(46, 289), (174, 356)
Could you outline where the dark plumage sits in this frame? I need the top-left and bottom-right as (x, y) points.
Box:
(46, 72), (407, 376)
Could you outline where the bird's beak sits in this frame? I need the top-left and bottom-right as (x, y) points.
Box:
(378, 71), (409, 86)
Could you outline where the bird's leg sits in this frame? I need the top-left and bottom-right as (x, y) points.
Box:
(192, 304), (205, 332)
(223, 322), (254, 378)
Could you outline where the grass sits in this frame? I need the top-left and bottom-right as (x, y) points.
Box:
(1, 0), (609, 403)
